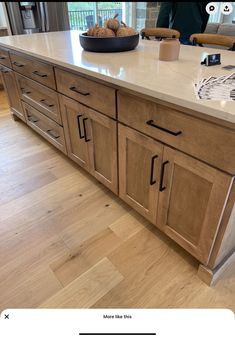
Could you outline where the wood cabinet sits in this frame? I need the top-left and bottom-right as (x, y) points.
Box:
(23, 102), (67, 154)
(118, 91), (235, 175)
(15, 73), (61, 124)
(0, 66), (25, 122)
(86, 107), (118, 194)
(1, 42), (234, 285)
(119, 124), (163, 223)
(55, 68), (116, 118)
(60, 95), (90, 171)
(60, 95), (118, 194)
(0, 46), (11, 68)
(118, 123), (233, 264)
(10, 51), (56, 89)
(156, 146), (232, 264)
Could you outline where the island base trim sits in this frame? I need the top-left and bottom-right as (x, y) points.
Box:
(198, 251), (235, 286)
(12, 111), (20, 121)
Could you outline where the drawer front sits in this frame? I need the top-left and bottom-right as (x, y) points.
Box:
(16, 73), (61, 124)
(23, 102), (66, 154)
(10, 52), (56, 89)
(118, 91), (235, 174)
(0, 47), (11, 68)
(55, 68), (116, 118)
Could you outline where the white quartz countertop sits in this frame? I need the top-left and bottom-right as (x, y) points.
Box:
(0, 30), (235, 124)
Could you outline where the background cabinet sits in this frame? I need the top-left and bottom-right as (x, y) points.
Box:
(60, 95), (118, 194)
(0, 66), (25, 121)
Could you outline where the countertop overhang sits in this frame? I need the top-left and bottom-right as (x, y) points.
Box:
(0, 30), (235, 124)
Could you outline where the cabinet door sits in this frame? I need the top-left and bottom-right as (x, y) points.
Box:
(87, 109), (118, 194)
(157, 146), (233, 264)
(60, 95), (90, 171)
(119, 124), (163, 223)
(0, 66), (25, 122)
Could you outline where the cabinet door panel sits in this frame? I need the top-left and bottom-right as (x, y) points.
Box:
(60, 95), (90, 171)
(119, 124), (163, 223)
(157, 146), (233, 264)
(87, 110), (118, 194)
(0, 66), (25, 122)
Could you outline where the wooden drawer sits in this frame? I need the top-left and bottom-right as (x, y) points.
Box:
(0, 47), (11, 68)
(118, 91), (235, 174)
(55, 68), (116, 118)
(10, 52), (56, 89)
(16, 73), (61, 124)
(23, 102), (67, 154)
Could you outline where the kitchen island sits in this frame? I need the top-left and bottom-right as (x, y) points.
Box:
(0, 30), (234, 285)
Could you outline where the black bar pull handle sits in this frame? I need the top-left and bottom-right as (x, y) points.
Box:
(12, 61), (25, 67)
(82, 118), (91, 142)
(46, 129), (60, 139)
(40, 99), (54, 108)
(20, 87), (31, 94)
(33, 70), (47, 77)
(150, 155), (158, 185)
(0, 56), (6, 60)
(146, 120), (182, 136)
(77, 114), (84, 139)
(69, 86), (90, 96)
(159, 160), (169, 192)
(28, 115), (39, 123)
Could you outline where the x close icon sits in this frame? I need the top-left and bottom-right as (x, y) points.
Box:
(4, 314), (9, 319)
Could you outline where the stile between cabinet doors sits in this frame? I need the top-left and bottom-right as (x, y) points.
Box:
(118, 124), (163, 223)
(156, 146), (233, 264)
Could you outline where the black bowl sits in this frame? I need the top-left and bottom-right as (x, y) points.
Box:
(79, 32), (139, 53)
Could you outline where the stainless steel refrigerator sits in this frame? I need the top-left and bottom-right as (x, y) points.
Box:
(5, 2), (70, 35)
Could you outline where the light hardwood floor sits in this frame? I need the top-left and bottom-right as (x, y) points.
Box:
(0, 89), (235, 311)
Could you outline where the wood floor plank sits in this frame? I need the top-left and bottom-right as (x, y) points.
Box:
(109, 210), (148, 241)
(0, 238), (69, 310)
(39, 258), (124, 308)
(0, 265), (62, 309)
(0, 182), (99, 266)
(0, 171), (57, 205)
(51, 228), (122, 286)
(0, 171), (87, 222)
(0, 176), (95, 240)
(59, 192), (130, 250)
